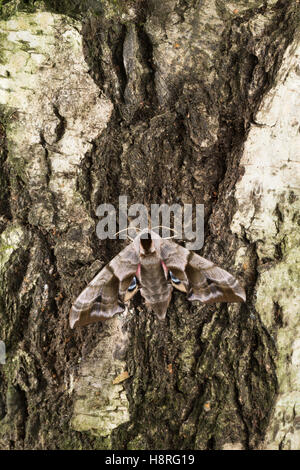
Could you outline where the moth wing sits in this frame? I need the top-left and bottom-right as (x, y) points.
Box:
(160, 239), (190, 292)
(160, 240), (246, 304)
(186, 252), (246, 303)
(70, 244), (139, 328)
(69, 265), (123, 329)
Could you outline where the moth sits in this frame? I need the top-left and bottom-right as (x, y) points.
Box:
(69, 229), (246, 328)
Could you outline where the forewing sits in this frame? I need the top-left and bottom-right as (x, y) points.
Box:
(160, 240), (246, 304)
(186, 252), (246, 303)
(70, 244), (139, 328)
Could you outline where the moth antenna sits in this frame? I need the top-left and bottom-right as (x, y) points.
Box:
(114, 228), (129, 237)
(151, 226), (179, 238)
(114, 227), (140, 240)
(151, 226), (178, 233)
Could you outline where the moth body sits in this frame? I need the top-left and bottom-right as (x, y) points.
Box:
(138, 252), (173, 320)
(69, 228), (246, 328)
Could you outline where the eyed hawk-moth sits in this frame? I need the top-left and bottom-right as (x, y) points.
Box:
(69, 229), (246, 328)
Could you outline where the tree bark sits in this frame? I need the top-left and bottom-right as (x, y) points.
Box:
(0, 0), (299, 450)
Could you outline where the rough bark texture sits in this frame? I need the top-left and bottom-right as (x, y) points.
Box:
(0, 0), (299, 450)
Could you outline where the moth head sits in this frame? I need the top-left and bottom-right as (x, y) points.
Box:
(133, 229), (161, 256)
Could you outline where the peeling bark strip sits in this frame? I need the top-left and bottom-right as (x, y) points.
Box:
(0, 0), (299, 450)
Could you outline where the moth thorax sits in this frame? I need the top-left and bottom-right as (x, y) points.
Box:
(140, 252), (159, 266)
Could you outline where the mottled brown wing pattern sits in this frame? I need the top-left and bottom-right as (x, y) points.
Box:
(160, 240), (245, 304)
(69, 265), (123, 329)
(186, 252), (246, 303)
(70, 244), (139, 328)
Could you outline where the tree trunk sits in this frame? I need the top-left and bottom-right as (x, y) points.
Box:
(0, 0), (299, 450)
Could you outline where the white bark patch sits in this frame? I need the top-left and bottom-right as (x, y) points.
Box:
(0, 224), (25, 270)
(231, 34), (300, 450)
(70, 315), (130, 439)
(0, 12), (113, 232)
(0, 12), (130, 440)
